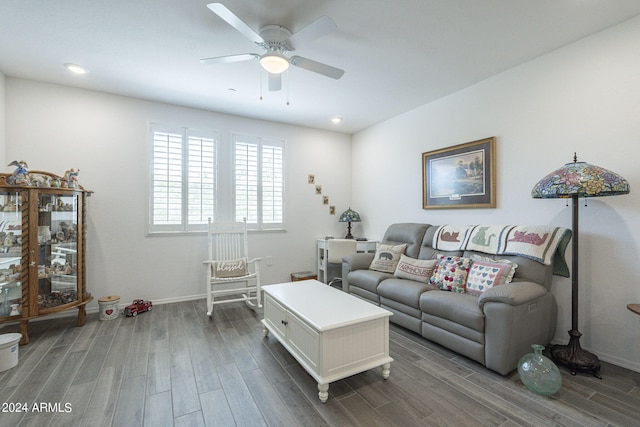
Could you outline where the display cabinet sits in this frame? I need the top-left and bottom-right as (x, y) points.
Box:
(0, 169), (92, 345)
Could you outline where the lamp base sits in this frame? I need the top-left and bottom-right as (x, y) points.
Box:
(550, 329), (602, 379)
(344, 222), (354, 239)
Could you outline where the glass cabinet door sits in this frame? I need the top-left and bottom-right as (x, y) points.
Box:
(0, 191), (23, 318)
(38, 193), (79, 311)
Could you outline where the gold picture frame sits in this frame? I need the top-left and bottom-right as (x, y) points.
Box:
(422, 137), (496, 209)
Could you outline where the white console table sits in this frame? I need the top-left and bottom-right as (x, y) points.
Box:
(317, 238), (377, 284)
(262, 280), (393, 402)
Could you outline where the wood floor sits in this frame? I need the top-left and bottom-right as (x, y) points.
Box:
(1, 299), (639, 427)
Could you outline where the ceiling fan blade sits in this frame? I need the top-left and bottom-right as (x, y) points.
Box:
(287, 16), (336, 49)
(200, 53), (259, 65)
(206, 3), (264, 44)
(268, 73), (282, 91)
(290, 56), (344, 79)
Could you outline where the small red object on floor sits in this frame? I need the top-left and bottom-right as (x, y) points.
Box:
(124, 299), (153, 317)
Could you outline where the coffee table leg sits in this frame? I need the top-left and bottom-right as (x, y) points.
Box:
(318, 383), (329, 403)
(382, 363), (391, 379)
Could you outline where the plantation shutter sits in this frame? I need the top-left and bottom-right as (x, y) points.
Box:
(187, 131), (216, 225)
(261, 143), (284, 224)
(152, 130), (183, 227)
(233, 135), (285, 229)
(150, 124), (217, 233)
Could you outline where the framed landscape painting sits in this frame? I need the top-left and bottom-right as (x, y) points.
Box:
(422, 137), (496, 209)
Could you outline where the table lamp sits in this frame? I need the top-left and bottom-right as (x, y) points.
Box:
(339, 208), (361, 239)
(531, 153), (629, 378)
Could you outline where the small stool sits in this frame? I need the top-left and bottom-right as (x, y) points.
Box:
(98, 295), (121, 320)
(290, 271), (317, 282)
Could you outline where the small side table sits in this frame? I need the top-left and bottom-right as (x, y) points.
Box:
(291, 271), (317, 282)
(627, 304), (640, 316)
(317, 239), (377, 284)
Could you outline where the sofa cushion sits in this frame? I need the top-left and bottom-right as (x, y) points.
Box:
(429, 255), (472, 293)
(471, 254), (517, 279)
(378, 277), (437, 310)
(394, 255), (437, 283)
(420, 291), (484, 333)
(369, 243), (407, 273)
(347, 269), (392, 293)
(465, 258), (517, 296)
(382, 223), (430, 258)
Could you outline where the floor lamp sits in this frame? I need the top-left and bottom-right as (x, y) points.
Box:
(531, 153), (630, 378)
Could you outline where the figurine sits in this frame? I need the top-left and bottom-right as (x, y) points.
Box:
(6, 160), (30, 186)
(30, 174), (51, 187)
(62, 168), (80, 189)
(3, 232), (17, 247)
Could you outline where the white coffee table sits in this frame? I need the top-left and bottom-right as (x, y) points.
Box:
(261, 280), (393, 402)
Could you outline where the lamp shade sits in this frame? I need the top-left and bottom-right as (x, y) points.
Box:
(531, 155), (629, 199)
(339, 208), (361, 223)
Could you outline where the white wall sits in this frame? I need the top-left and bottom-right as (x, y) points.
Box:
(352, 16), (640, 372)
(0, 71), (5, 166)
(5, 79), (352, 305)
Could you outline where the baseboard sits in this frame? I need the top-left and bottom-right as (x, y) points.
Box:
(551, 336), (640, 373)
(596, 350), (640, 373)
(0, 294), (208, 326)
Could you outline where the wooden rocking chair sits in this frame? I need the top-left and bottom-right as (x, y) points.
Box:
(204, 218), (262, 316)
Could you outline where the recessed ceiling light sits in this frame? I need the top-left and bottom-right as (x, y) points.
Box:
(331, 117), (343, 124)
(64, 63), (87, 74)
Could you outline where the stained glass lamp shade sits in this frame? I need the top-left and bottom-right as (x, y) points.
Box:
(532, 154), (630, 378)
(338, 208), (361, 239)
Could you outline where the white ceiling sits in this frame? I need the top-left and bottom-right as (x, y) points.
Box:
(1, 0), (640, 134)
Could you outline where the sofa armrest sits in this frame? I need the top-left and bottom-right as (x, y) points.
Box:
(343, 253), (375, 272)
(342, 253), (375, 294)
(478, 281), (548, 310)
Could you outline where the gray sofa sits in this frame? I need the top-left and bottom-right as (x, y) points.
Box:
(343, 223), (567, 375)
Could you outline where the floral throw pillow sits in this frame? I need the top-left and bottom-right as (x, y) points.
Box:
(394, 255), (437, 283)
(429, 255), (472, 293)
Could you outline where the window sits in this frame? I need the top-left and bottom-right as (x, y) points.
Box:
(149, 124), (216, 233)
(233, 135), (285, 230)
(149, 125), (286, 234)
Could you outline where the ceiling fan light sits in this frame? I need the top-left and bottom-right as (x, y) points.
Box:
(260, 53), (290, 74)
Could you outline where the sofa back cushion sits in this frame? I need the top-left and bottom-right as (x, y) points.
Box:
(382, 223), (431, 258)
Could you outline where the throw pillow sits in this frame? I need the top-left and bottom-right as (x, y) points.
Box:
(470, 254), (518, 283)
(465, 259), (516, 296)
(394, 255), (437, 283)
(213, 258), (248, 278)
(369, 243), (408, 273)
(429, 254), (473, 293)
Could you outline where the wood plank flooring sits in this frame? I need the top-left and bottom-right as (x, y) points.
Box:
(1, 299), (639, 426)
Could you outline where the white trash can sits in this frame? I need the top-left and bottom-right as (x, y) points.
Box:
(98, 295), (121, 320)
(0, 333), (21, 372)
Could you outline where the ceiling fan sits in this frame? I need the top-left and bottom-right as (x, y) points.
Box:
(201, 3), (345, 91)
